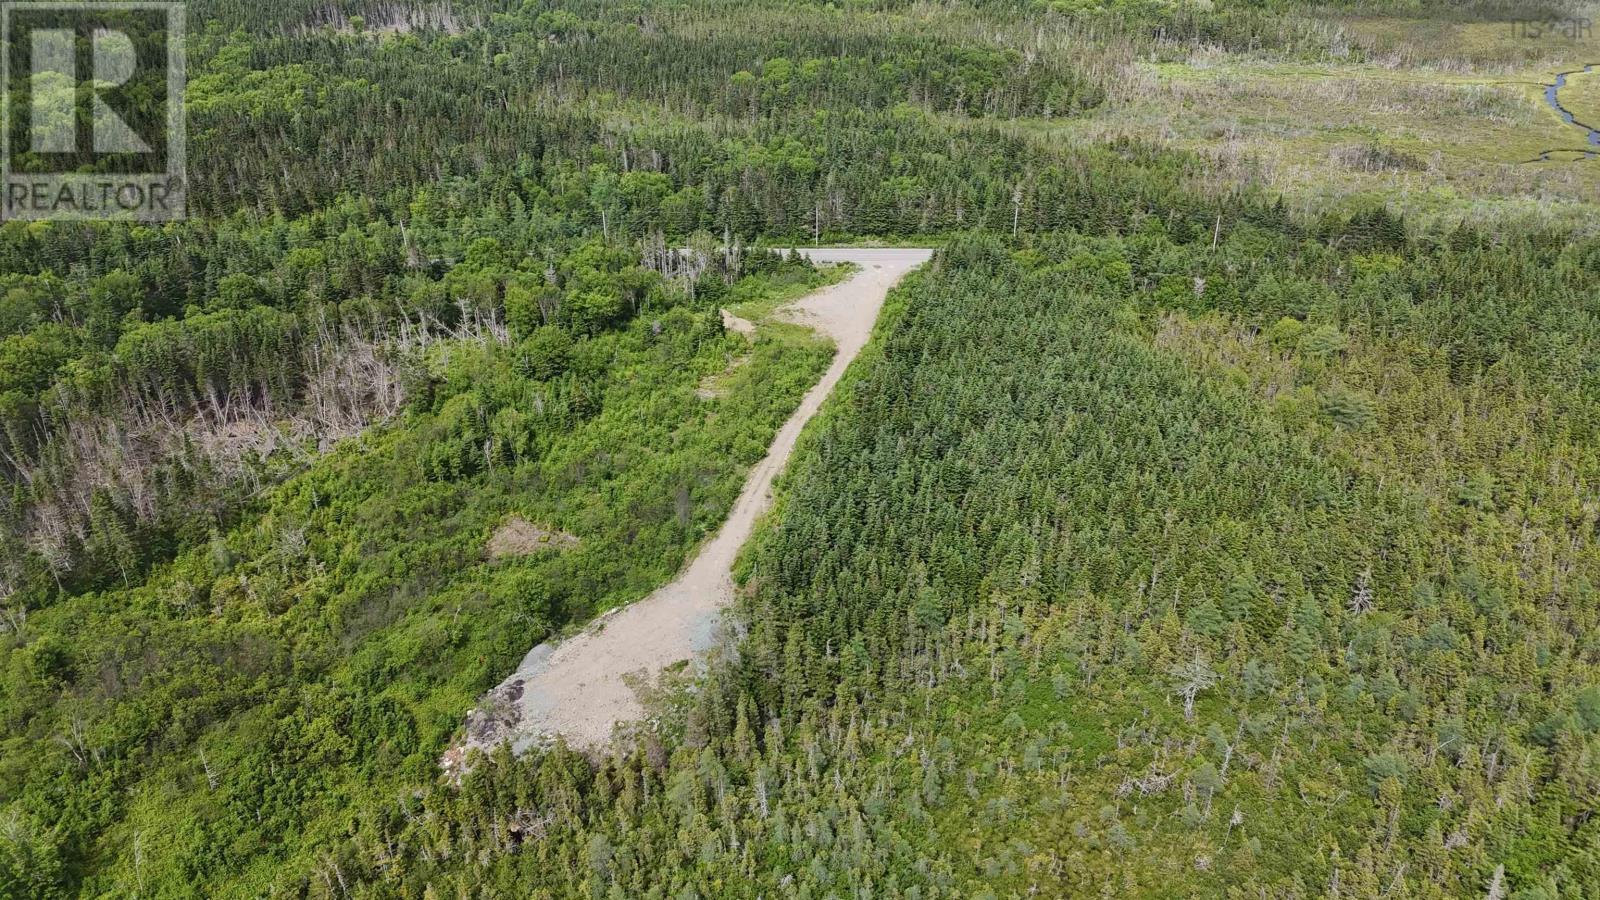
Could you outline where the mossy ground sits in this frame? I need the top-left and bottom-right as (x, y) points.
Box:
(971, 11), (1600, 229)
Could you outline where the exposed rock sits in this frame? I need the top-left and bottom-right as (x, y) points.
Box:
(720, 308), (756, 336)
(486, 516), (578, 558)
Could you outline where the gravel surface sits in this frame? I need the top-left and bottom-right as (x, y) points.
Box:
(460, 248), (933, 756)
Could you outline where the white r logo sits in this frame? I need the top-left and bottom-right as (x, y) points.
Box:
(30, 27), (151, 154)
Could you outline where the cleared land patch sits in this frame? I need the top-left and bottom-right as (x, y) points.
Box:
(485, 516), (579, 558)
(456, 248), (932, 757)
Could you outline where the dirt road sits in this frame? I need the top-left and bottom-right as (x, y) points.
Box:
(459, 248), (933, 756)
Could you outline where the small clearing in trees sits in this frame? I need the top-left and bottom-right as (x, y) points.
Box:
(485, 517), (579, 559)
(456, 247), (932, 757)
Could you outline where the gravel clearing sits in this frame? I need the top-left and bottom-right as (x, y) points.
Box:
(457, 248), (933, 757)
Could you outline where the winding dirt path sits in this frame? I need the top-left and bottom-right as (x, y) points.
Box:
(458, 248), (932, 756)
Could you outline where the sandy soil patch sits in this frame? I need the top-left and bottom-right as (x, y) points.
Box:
(485, 516), (579, 558)
(720, 308), (756, 336)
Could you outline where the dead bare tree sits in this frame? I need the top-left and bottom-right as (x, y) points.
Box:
(4, 301), (507, 578)
(55, 714), (98, 770)
(0, 586), (25, 637)
(1169, 655), (1219, 721)
(1486, 864), (1507, 900)
(1349, 567), (1375, 615)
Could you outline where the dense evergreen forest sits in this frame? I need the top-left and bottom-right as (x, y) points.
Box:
(3, 0), (1599, 896)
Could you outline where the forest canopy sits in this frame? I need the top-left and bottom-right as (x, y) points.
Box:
(2, 0), (1599, 897)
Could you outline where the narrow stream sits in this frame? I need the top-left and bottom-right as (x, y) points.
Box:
(1536, 63), (1600, 161)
